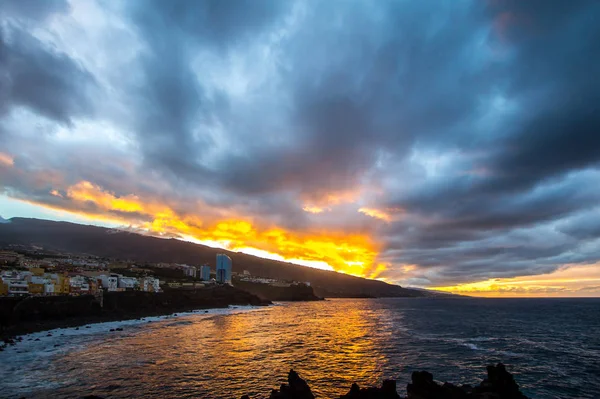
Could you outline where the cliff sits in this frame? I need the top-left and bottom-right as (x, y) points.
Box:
(233, 279), (322, 301)
(0, 285), (269, 340)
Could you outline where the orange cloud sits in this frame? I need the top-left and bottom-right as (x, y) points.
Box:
(301, 188), (363, 214)
(358, 207), (402, 223)
(0, 152), (14, 167)
(302, 205), (325, 214)
(53, 181), (381, 277)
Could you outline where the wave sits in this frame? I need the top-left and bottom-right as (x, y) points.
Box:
(0, 304), (270, 398)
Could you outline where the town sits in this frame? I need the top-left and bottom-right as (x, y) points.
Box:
(0, 246), (311, 298)
(0, 246), (236, 297)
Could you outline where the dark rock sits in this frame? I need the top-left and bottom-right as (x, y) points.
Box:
(54, 344), (60, 347)
(109, 329), (115, 332)
(242, 366), (528, 399)
(269, 369), (315, 399)
(407, 363), (528, 399)
(474, 363), (528, 399)
(34, 338), (40, 341)
(75, 327), (79, 330)
(115, 327), (123, 331)
(46, 333), (52, 337)
(340, 380), (401, 399)
(86, 326), (91, 328)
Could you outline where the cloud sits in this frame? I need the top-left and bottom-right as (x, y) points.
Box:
(0, 22), (97, 125)
(1, 0), (70, 22)
(0, 0), (599, 293)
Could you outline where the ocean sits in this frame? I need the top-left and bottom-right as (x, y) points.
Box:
(1, 298), (599, 398)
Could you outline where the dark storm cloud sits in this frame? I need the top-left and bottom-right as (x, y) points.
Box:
(124, 0), (291, 183)
(2, 0), (600, 286)
(370, 0), (600, 283)
(0, 24), (96, 125)
(216, 0), (497, 198)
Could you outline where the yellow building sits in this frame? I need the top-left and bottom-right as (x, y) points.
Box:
(88, 279), (98, 295)
(0, 280), (8, 296)
(30, 268), (45, 276)
(53, 274), (71, 295)
(28, 283), (44, 295)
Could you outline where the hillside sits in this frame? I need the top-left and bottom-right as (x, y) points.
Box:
(0, 217), (427, 298)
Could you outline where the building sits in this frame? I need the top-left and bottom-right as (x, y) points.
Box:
(199, 265), (211, 281)
(50, 273), (71, 295)
(98, 274), (119, 291)
(70, 275), (91, 295)
(216, 254), (232, 284)
(141, 277), (161, 292)
(8, 280), (29, 296)
(0, 251), (19, 265)
(28, 283), (45, 295)
(182, 265), (197, 278)
(117, 276), (138, 290)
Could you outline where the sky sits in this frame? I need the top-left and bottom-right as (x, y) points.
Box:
(1, 0), (600, 297)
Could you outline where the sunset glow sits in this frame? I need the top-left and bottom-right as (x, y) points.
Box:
(432, 264), (600, 297)
(2, 0), (599, 297)
(46, 182), (383, 277)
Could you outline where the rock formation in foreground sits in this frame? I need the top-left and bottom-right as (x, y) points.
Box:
(262, 363), (528, 399)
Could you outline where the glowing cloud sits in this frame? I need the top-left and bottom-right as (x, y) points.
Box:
(0, 152), (14, 167)
(303, 205), (325, 214)
(432, 263), (600, 297)
(51, 181), (382, 277)
(358, 207), (402, 223)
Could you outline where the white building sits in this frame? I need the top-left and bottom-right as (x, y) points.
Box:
(8, 280), (29, 296)
(30, 275), (56, 294)
(44, 283), (55, 294)
(70, 275), (90, 293)
(141, 277), (161, 292)
(117, 276), (138, 290)
(98, 275), (119, 291)
(182, 265), (197, 278)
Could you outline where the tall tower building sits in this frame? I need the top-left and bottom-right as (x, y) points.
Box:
(199, 265), (211, 281)
(216, 254), (232, 284)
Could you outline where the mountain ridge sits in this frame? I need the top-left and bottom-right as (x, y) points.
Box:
(0, 217), (431, 298)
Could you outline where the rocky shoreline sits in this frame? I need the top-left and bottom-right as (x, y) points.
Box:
(75, 363), (528, 399)
(264, 364), (528, 399)
(0, 285), (270, 341)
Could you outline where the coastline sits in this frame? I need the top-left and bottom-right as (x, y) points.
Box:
(1, 302), (267, 343)
(1, 285), (270, 342)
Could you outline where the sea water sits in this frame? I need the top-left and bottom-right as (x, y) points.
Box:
(1, 298), (598, 398)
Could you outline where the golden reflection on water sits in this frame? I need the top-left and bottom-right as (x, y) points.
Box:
(50, 300), (398, 398)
